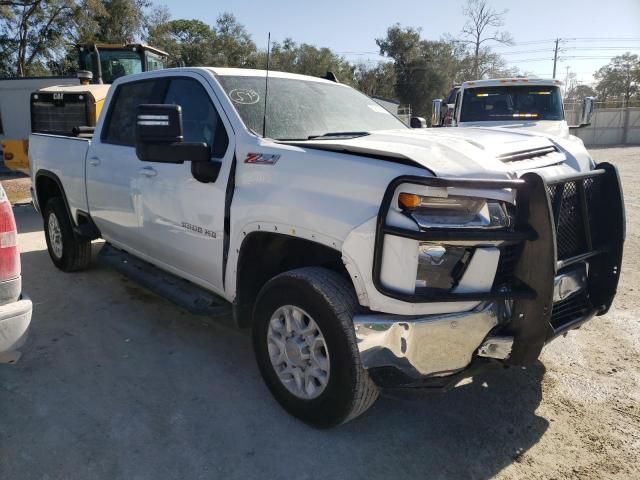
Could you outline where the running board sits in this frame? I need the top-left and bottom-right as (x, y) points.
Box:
(98, 244), (232, 319)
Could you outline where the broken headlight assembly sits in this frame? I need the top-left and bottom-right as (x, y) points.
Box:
(397, 192), (515, 291)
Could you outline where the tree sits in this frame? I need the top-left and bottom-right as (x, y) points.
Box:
(354, 61), (396, 99)
(377, 25), (459, 119)
(565, 83), (596, 103)
(594, 53), (640, 105)
(211, 13), (256, 67)
(147, 19), (215, 66)
(256, 38), (354, 83)
(458, 0), (513, 79)
(0, 0), (76, 76)
(74, 0), (150, 44)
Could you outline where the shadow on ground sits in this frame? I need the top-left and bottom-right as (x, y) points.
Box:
(1, 208), (549, 480)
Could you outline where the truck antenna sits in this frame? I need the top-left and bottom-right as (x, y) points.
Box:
(262, 32), (271, 138)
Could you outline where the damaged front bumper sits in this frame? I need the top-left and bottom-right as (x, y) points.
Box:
(360, 163), (624, 390)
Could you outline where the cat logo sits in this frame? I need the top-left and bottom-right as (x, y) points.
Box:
(53, 92), (64, 101)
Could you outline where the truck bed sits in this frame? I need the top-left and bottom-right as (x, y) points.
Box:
(29, 133), (90, 219)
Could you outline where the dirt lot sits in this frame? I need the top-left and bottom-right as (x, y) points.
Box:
(1, 147), (639, 479)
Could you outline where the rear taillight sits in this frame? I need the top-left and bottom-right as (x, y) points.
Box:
(0, 199), (20, 281)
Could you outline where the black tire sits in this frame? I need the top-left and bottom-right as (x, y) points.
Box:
(252, 267), (379, 428)
(43, 197), (91, 272)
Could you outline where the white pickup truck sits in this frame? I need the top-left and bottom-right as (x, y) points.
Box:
(29, 67), (624, 428)
(432, 78), (594, 139)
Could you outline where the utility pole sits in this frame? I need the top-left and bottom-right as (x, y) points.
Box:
(552, 38), (560, 78)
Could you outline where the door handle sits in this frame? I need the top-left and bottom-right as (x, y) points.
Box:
(88, 157), (101, 166)
(139, 166), (158, 177)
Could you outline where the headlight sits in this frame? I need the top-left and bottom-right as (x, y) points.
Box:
(398, 193), (513, 229)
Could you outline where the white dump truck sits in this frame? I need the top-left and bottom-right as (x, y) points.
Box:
(29, 67), (624, 427)
(432, 78), (594, 139)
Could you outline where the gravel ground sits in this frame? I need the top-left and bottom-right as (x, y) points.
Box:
(0, 173), (31, 205)
(0, 146), (638, 479)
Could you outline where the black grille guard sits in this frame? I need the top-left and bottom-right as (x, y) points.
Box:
(372, 163), (625, 365)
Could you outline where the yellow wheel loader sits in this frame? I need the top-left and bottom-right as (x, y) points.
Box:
(0, 44), (168, 174)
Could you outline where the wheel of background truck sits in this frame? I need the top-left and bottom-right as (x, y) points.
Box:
(252, 267), (379, 428)
(43, 197), (91, 272)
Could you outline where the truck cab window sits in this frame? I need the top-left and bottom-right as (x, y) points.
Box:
(103, 80), (159, 146)
(146, 52), (166, 72)
(163, 78), (229, 157)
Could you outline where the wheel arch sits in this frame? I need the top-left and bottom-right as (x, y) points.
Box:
(34, 170), (74, 224)
(233, 231), (352, 328)
(35, 170), (100, 239)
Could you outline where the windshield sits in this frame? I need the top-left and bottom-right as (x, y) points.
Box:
(80, 50), (143, 84)
(460, 85), (564, 122)
(216, 75), (407, 140)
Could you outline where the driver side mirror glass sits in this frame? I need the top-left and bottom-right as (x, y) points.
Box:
(580, 97), (595, 127)
(431, 99), (443, 127)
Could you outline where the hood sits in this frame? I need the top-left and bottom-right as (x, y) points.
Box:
(285, 127), (590, 180)
(459, 120), (570, 139)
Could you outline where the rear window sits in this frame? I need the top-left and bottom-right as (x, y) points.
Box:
(460, 85), (564, 122)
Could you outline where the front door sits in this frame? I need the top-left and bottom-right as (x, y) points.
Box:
(136, 75), (234, 294)
(86, 78), (167, 252)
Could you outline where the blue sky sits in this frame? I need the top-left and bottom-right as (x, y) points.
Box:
(159, 0), (640, 84)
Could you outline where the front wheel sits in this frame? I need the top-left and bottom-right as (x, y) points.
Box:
(252, 267), (378, 428)
(43, 197), (91, 272)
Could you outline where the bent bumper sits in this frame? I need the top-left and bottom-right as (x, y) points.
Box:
(354, 303), (500, 381)
(0, 296), (32, 363)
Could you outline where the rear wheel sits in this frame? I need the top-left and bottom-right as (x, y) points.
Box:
(252, 267), (378, 428)
(43, 197), (91, 272)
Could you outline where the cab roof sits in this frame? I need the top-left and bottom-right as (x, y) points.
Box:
(205, 67), (345, 85)
(76, 43), (169, 57)
(461, 78), (563, 88)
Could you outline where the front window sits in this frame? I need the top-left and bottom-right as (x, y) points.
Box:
(216, 75), (407, 140)
(460, 85), (564, 122)
(80, 49), (143, 84)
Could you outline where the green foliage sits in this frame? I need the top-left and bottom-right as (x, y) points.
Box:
(212, 12), (256, 67)
(354, 62), (396, 99)
(1, 0), (77, 76)
(75, 0), (150, 44)
(594, 53), (640, 104)
(254, 38), (354, 84)
(147, 18), (215, 66)
(376, 24), (458, 118)
(565, 83), (596, 103)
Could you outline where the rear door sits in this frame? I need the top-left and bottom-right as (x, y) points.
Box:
(136, 74), (234, 293)
(86, 78), (167, 252)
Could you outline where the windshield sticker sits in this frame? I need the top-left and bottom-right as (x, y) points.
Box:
(367, 104), (390, 114)
(229, 89), (260, 105)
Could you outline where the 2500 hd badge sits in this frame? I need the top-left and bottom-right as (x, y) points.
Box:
(182, 222), (217, 238)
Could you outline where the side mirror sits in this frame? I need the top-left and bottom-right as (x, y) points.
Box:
(410, 116), (427, 128)
(431, 99), (443, 127)
(580, 96), (595, 127)
(135, 104), (210, 163)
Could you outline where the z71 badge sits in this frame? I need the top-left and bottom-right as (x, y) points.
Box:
(244, 153), (280, 165)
